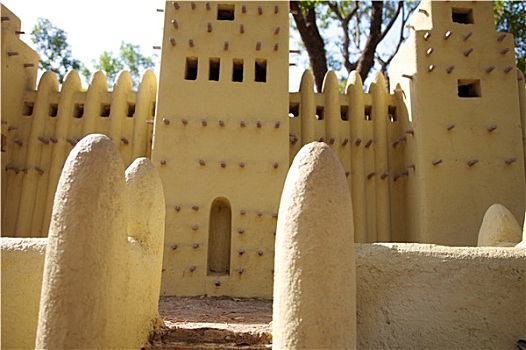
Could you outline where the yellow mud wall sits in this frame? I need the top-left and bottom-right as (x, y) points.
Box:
(389, 0), (525, 245)
(287, 70), (411, 243)
(153, 1), (289, 297)
(1, 238), (46, 349)
(1, 6), (157, 239)
(1, 5), (39, 236)
(356, 243), (525, 349)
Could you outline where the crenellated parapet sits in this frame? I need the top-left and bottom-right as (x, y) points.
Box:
(288, 69), (413, 243)
(1, 63), (157, 237)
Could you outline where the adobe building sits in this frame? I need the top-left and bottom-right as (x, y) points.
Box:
(1, 1), (525, 348)
(152, 1), (289, 296)
(1, 0), (525, 297)
(389, 0), (525, 246)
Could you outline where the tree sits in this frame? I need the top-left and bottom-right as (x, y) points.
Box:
(290, 1), (417, 91)
(92, 42), (156, 89)
(30, 18), (87, 83)
(292, 1), (526, 91)
(494, 0), (526, 76)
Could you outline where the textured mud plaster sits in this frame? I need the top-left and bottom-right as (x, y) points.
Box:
(273, 142), (356, 349)
(36, 134), (164, 349)
(1, 238), (46, 349)
(478, 204), (522, 247)
(356, 243), (526, 350)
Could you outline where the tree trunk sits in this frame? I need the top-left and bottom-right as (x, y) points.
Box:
(290, 1), (328, 92)
(356, 1), (384, 82)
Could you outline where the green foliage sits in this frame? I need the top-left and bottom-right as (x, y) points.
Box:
(92, 42), (156, 89)
(30, 18), (156, 89)
(30, 18), (86, 83)
(494, 0), (526, 76)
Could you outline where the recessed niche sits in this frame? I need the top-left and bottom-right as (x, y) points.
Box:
(364, 105), (372, 121)
(22, 101), (34, 116)
(208, 197), (231, 276)
(255, 59), (267, 82)
(126, 103), (135, 117)
(452, 8), (474, 24)
(458, 79), (481, 98)
(209, 58), (220, 81)
(388, 106), (397, 122)
(217, 4), (235, 21)
(100, 103), (111, 117)
(289, 102), (299, 118)
(232, 59), (244, 82)
(48, 103), (58, 117)
(316, 106), (324, 120)
(185, 57), (198, 80)
(73, 103), (84, 118)
(341, 105), (349, 121)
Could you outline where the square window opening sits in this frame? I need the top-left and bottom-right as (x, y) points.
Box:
(388, 106), (397, 122)
(100, 103), (111, 117)
(209, 58), (220, 81)
(232, 59), (244, 82)
(452, 8), (474, 24)
(127, 103), (136, 117)
(255, 59), (267, 82)
(458, 79), (481, 98)
(364, 105), (372, 121)
(22, 101), (34, 116)
(74, 103), (84, 118)
(185, 57), (198, 80)
(316, 106), (324, 120)
(289, 103), (299, 118)
(217, 4), (235, 21)
(340, 105), (349, 121)
(48, 103), (58, 117)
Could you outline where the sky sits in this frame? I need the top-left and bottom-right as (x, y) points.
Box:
(3, 0), (307, 91)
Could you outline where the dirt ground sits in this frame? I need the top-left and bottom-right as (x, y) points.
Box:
(148, 296), (273, 349)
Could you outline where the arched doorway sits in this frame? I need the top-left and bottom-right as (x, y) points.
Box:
(208, 197), (231, 275)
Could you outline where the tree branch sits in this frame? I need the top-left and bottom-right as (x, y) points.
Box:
(290, 1), (328, 92)
(356, 1), (384, 81)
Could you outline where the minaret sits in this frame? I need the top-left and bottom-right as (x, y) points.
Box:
(152, 1), (289, 297)
(389, 0), (525, 245)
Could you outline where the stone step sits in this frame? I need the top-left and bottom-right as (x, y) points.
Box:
(146, 296), (273, 350)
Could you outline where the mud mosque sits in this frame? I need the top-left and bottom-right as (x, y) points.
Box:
(1, 1), (525, 349)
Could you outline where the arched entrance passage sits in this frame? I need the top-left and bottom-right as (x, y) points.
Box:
(207, 197), (231, 275)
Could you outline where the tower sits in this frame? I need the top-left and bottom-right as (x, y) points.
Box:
(152, 1), (289, 297)
(389, 0), (525, 245)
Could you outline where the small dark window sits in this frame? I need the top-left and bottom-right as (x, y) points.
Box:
(100, 103), (111, 117)
(22, 101), (34, 116)
(316, 106), (324, 120)
(341, 105), (349, 121)
(364, 105), (372, 121)
(151, 102), (156, 117)
(73, 103), (84, 118)
(388, 106), (397, 122)
(185, 57), (198, 80)
(232, 59), (243, 82)
(458, 79), (481, 98)
(255, 59), (267, 82)
(48, 103), (58, 117)
(217, 4), (235, 20)
(127, 103), (135, 117)
(209, 58), (220, 81)
(289, 102), (299, 118)
(452, 8), (473, 24)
